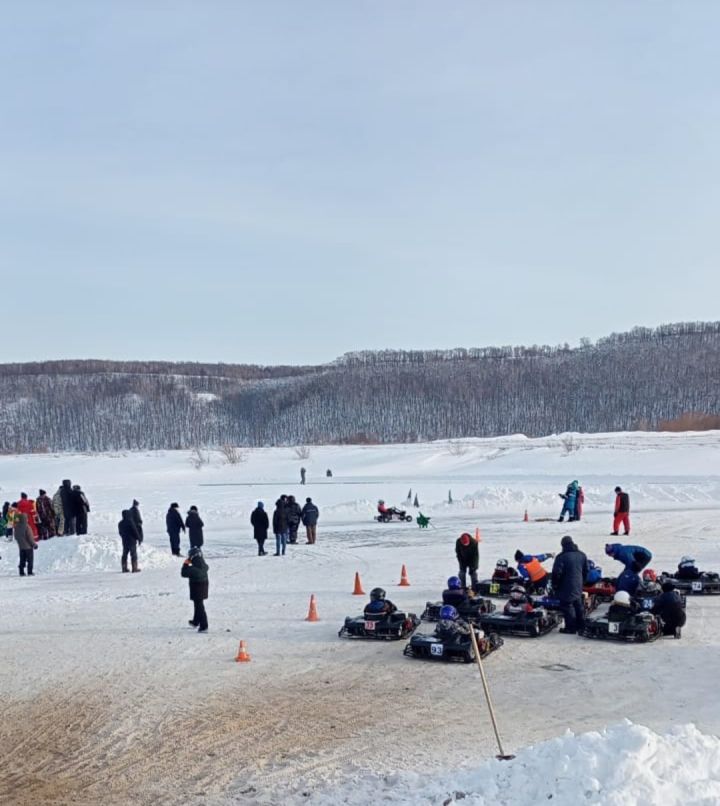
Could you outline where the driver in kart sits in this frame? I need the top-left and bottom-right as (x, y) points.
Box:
(364, 587), (397, 617)
(377, 500), (403, 518)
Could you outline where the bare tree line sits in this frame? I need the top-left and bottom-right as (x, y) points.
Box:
(1, 321), (719, 452)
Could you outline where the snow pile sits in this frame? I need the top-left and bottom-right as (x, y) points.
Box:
(1, 534), (174, 575)
(304, 722), (720, 805)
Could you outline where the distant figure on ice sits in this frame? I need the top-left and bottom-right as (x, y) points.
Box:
(552, 535), (589, 635)
(326, 469), (332, 478)
(166, 502), (185, 556)
(300, 466), (306, 485)
(36, 490), (56, 539)
(574, 486), (584, 521)
(52, 486), (65, 536)
(185, 506), (205, 548)
(14, 512), (37, 576)
(611, 486), (630, 535)
(73, 485), (90, 535)
(182, 547), (209, 633)
(286, 495), (302, 544)
(251, 501), (269, 556)
(273, 496), (289, 556)
(60, 479), (75, 535)
(16, 493), (38, 539)
(605, 542), (652, 595)
(455, 532), (479, 590)
(558, 481), (579, 522)
(301, 497), (319, 544)
(118, 509), (142, 573)
(514, 549), (555, 593)
(129, 499), (144, 542)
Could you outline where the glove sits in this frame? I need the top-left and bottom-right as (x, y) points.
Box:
(548, 552), (555, 558)
(33, 544), (38, 550)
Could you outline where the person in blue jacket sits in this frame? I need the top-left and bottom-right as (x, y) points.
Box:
(514, 549), (555, 593)
(558, 481), (579, 522)
(605, 543), (652, 595)
(585, 559), (603, 585)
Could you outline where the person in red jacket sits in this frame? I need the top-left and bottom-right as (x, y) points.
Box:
(612, 486), (630, 536)
(16, 493), (38, 539)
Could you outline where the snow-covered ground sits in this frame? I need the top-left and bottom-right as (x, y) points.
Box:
(0, 431), (719, 805)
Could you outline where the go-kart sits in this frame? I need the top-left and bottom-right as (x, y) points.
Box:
(338, 610), (420, 640)
(531, 590), (597, 615)
(404, 625), (503, 663)
(474, 571), (523, 598)
(421, 596), (496, 622)
(475, 607), (561, 637)
(658, 572), (720, 595)
(374, 509), (413, 523)
(580, 611), (668, 642)
(583, 578), (616, 602)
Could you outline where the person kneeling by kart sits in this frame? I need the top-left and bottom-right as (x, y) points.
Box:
(514, 549), (554, 593)
(605, 543), (652, 595)
(364, 587), (397, 617)
(455, 533), (479, 589)
(651, 580), (686, 636)
(491, 558), (519, 582)
(504, 583), (534, 616)
(676, 556), (702, 580)
(442, 576), (469, 608)
(607, 590), (637, 621)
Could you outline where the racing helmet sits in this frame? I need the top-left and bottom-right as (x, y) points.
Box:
(188, 546), (203, 560)
(509, 583), (526, 600)
(642, 569), (657, 582)
(495, 558), (509, 568)
(378, 500), (385, 505)
(369, 587), (386, 602)
(439, 605), (459, 621)
(613, 590), (631, 606)
(447, 576), (462, 590)
(680, 556), (695, 565)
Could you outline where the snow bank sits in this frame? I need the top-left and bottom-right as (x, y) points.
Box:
(304, 722), (720, 805)
(1, 534), (174, 576)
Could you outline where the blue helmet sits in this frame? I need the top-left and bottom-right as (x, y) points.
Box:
(447, 576), (462, 590)
(439, 605), (458, 621)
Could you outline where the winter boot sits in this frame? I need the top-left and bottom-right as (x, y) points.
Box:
(131, 559), (141, 573)
(121, 560), (129, 573)
(19, 568), (25, 576)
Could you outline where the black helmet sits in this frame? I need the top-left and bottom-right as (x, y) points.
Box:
(370, 587), (386, 601)
(188, 547), (203, 560)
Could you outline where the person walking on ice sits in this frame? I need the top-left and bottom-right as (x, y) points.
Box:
(182, 547), (209, 632)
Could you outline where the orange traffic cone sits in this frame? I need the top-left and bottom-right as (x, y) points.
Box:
(235, 640), (251, 663)
(352, 572), (365, 595)
(399, 564), (410, 586)
(306, 594), (320, 621)
(475, 527), (482, 543)
(523, 510), (529, 523)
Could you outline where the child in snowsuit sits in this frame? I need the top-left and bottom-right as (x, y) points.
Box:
(605, 543), (652, 596)
(182, 547), (209, 632)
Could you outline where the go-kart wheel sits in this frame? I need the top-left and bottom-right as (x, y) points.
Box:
(405, 515), (412, 522)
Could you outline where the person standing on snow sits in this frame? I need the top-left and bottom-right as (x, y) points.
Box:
(16, 493), (38, 539)
(166, 502), (185, 556)
(574, 486), (584, 521)
(272, 496), (289, 556)
(558, 481), (578, 522)
(73, 485), (90, 535)
(250, 501), (269, 556)
(118, 509), (142, 573)
(52, 486), (65, 536)
(286, 495), (302, 544)
(129, 499), (144, 542)
(612, 486), (630, 535)
(15, 512), (37, 576)
(551, 535), (589, 634)
(300, 467), (306, 485)
(60, 479), (76, 535)
(455, 532), (479, 590)
(36, 489), (56, 539)
(182, 547), (209, 632)
(301, 497), (319, 544)
(185, 506), (205, 548)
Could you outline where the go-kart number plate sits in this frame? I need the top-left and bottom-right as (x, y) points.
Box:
(608, 621), (620, 634)
(692, 581), (703, 592)
(430, 643), (444, 656)
(364, 620), (376, 631)
(489, 583), (500, 594)
(642, 598), (653, 610)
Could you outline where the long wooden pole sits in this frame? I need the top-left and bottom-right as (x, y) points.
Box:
(469, 628), (515, 760)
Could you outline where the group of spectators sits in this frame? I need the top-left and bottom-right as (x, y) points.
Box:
(251, 495), (320, 556)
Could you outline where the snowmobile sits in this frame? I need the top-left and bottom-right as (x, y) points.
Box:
(404, 624), (503, 663)
(338, 610), (420, 640)
(658, 572), (720, 595)
(580, 611), (667, 642)
(374, 508), (413, 523)
(421, 595), (496, 622)
(475, 607), (561, 638)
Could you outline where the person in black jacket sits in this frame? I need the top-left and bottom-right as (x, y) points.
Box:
(166, 503), (185, 556)
(272, 496), (289, 556)
(118, 509), (142, 573)
(129, 499), (144, 542)
(551, 535), (589, 634)
(72, 485), (90, 535)
(301, 497), (319, 544)
(455, 532), (479, 589)
(286, 495), (302, 544)
(185, 506), (204, 548)
(250, 501), (269, 556)
(652, 581), (687, 635)
(60, 479), (76, 535)
(181, 547), (209, 632)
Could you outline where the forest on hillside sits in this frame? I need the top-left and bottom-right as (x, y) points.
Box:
(1, 322), (719, 452)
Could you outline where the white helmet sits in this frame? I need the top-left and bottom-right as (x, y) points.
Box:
(680, 556), (695, 565)
(613, 590), (631, 606)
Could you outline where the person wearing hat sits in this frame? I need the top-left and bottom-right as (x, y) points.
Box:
(612, 486), (631, 536)
(301, 497), (320, 544)
(651, 580), (687, 635)
(185, 506), (205, 549)
(118, 509), (142, 573)
(166, 502), (186, 556)
(182, 546), (209, 632)
(455, 532), (479, 590)
(36, 489), (56, 539)
(129, 499), (143, 542)
(551, 535), (589, 634)
(250, 501), (269, 556)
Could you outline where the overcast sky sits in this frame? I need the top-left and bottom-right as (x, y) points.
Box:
(1, 1), (718, 365)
